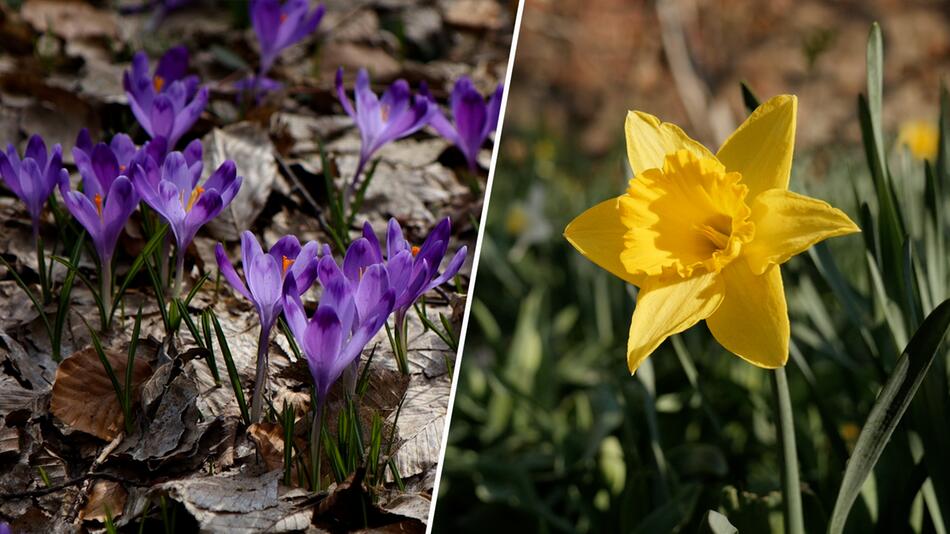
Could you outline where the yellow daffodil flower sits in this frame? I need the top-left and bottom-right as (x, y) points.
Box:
(897, 119), (938, 161)
(564, 95), (860, 373)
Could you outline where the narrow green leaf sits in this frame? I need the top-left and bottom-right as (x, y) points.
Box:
(52, 234), (86, 361)
(80, 315), (132, 434)
(175, 299), (205, 349)
(111, 224), (168, 324)
(828, 298), (950, 534)
(184, 272), (210, 305)
(125, 305), (143, 420)
(740, 81), (761, 113)
(201, 310), (221, 384)
(210, 311), (251, 425)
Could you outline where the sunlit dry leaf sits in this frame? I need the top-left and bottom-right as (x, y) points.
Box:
(388, 375), (450, 481)
(0, 426), (19, 458)
(443, 0), (504, 30)
(377, 491), (432, 523)
(202, 123), (277, 241)
(80, 480), (128, 523)
(50, 346), (152, 441)
(247, 423), (287, 473)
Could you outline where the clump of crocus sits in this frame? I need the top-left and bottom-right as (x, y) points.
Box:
(237, 0), (324, 101)
(427, 77), (504, 171)
(282, 259), (394, 487)
(132, 151), (242, 299)
(0, 135), (67, 301)
(564, 95), (860, 372)
(216, 231), (326, 422)
(123, 46), (208, 152)
(60, 137), (140, 321)
(361, 217), (467, 373)
(335, 68), (434, 209)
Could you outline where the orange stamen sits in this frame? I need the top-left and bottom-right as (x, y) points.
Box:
(380, 104), (390, 122)
(119, 164), (127, 172)
(282, 255), (294, 274)
(94, 193), (103, 217)
(411, 246), (420, 257)
(153, 75), (165, 92)
(280, 13), (288, 23)
(186, 186), (204, 211)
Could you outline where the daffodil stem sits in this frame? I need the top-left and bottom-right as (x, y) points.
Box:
(771, 367), (804, 534)
(250, 325), (270, 424)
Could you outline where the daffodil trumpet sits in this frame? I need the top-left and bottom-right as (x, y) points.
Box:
(564, 95), (859, 372)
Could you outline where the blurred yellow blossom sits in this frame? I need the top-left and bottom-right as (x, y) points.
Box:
(897, 120), (938, 160)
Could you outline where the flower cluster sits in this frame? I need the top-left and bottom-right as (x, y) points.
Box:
(216, 217), (466, 419)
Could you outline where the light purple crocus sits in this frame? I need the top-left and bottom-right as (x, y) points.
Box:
(282, 260), (395, 409)
(72, 129), (140, 194)
(123, 46), (208, 152)
(0, 521), (11, 534)
(251, 0), (325, 76)
(335, 68), (435, 184)
(132, 150), (242, 296)
(428, 77), (504, 171)
(216, 231), (326, 422)
(0, 135), (65, 238)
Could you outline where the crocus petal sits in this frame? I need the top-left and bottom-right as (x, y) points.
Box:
(343, 238), (378, 282)
(0, 151), (23, 198)
(426, 245), (467, 291)
(427, 107), (458, 145)
(60, 186), (102, 246)
(111, 134), (138, 168)
(91, 143), (120, 192)
(25, 135), (47, 170)
(387, 249), (414, 292)
(155, 45), (190, 84)
(386, 218), (409, 258)
(335, 68), (356, 118)
(180, 189), (222, 247)
(268, 235), (302, 265)
(743, 189), (860, 275)
(216, 242), (252, 301)
(397, 259), (430, 310)
(624, 110), (713, 176)
(454, 88), (489, 163)
(150, 95), (176, 139)
(305, 305), (344, 398)
(75, 128), (94, 153)
(706, 261), (789, 368)
(320, 272), (357, 338)
(240, 232), (264, 283)
(162, 152), (193, 193)
(627, 271), (724, 373)
(101, 176), (137, 261)
(716, 95), (797, 200)
(203, 160), (237, 196)
(354, 263), (389, 321)
(247, 252), (282, 327)
(361, 221), (385, 263)
(563, 196), (644, 287)
(281, 275), (309, 342)
(183, 139), (203, 168)
(332, 288), (395, 380)
(485, 83), (504, 134)
(170, 87), (208, 147)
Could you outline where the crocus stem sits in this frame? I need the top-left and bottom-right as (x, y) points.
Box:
(250, 325), (271, 423)
(771, 367), (804, 534)
(172, 250), (185, 301)
(311, 398), (325, 492)
(393, 311), (409, 375)
(342, 157), (367, 218)
(36, 235), (50, 304)
(160, 234), (172, 289)
(101, 257), (112, 329)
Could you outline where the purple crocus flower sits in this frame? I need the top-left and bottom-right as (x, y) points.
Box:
(428, 77), (504, 171)
(0, 521), (11, 534)
(58, 172), (138, 269)
(282, 260), (395, 408)
(335, 68), (435, 183)
(251, 0), (325, 76)
(216, 231), (326, 422)
(123, 46), (208, 151)
(72, 129), (140, 195)
(132, 150), (241, 296)
(0, 135), (64, 237)
(233, 75), (284, 103)
(361, 217), (467, 316)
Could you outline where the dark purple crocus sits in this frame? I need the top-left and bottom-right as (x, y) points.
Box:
(358, 217), (466, 372)
(335, 68), (435, 186)
(72, 129), (139, 195)
(216, 231), (326, 422)
(132, 151), (242, 297)
(0, 135), (65, 237)
(233, 75), (284, 104)
(428, 77), (504, 171)
(123, 46), (208, 152)
(0, 521), (11, 534)
(282, 261), (394, 411)
(251, 0), (325, 76)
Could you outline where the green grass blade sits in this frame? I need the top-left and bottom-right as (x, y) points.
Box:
(828, 298), (950, 534)
(125, 305), (143, 420)
(52, 233), (86, 361)
(80, 315), (133, 434)
(201, 310), (221, 384)
(210, 311), (251, 425)
(0, 255), (54, 342)
(175, 299), (205, 349)
(110, 224), (168, 324)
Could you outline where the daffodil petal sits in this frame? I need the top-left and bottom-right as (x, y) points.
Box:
(716, 95), (797, 200)
(627, 271), (724, 373)
(744, 189), (860, 275)
(564, 196), (643, 286)
(706, 261), (788, 368)
(625, 111), (714, 175)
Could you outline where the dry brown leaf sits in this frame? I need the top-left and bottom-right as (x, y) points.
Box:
(388, 375), (450, 481)
(443, 0), (505, 30)
(202, 123), (277, 241)
(80, 480), (128, 523)
(0, 426), (19, 458)
(20, 0), (118, 40)
(248, 423), (287, 473)
(50, 346), (153, 441)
